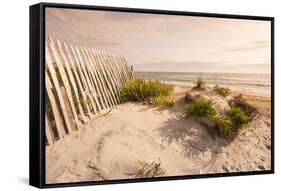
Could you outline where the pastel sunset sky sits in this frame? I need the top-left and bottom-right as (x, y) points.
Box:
(46, 8), (271, 73)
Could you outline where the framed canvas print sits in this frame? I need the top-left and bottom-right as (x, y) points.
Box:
(29, 2), (274, 188)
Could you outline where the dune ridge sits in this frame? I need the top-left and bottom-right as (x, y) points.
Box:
(46, 85), (271, 183)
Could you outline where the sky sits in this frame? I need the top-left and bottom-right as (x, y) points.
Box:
(46, 8), (271, 73)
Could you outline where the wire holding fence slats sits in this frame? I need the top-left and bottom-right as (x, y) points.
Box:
(45, 36), (134, 145)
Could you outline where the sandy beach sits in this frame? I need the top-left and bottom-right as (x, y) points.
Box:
(46, 84), (271, 184)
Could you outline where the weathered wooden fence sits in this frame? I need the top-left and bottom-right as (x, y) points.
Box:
(45, 36), (134, 145)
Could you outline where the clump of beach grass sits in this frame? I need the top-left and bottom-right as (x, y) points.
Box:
(186, 97), (217, 118)
(213, 115), (233, 136)
(120, 78), (174, 109)
(213, 106), (249, 137)
(229, 94), (258, 120)
(185, 94), (250, 138)
(152, 95), (175, 110)
(213, 85), (231, 97)
(193, 74), (206, 90)
(226, 106), (249, 129)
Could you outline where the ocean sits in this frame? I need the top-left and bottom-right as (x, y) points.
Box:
(135, 71), (271, 95)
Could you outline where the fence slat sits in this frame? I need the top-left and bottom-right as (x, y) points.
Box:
(122, 57), (133, 79)
(82, 48), (106, 110)
(113, 56), (126, 86)
(101, 52), (120, 103)
(116, 57), (129, 83)
(46, 48), (74, 134)
(92, 51), (116, 106)
(57, 40), (87, 124)
(64, 43), (91, 118)
(87, 49), (112, 109)
(73, 46), (98, 113)
(45, 72), (66, 138)
(108, 53), (124, 88)
(45, 113), (55, 145)
(96, 52), (118, 105)
(69, 44), (93, 116)
(78, 47), (102, 111)
(122, 57), (132, 80)
(48, 37), (79, 130)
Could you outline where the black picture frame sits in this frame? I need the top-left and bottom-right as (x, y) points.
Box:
(29, 2), (275, 189)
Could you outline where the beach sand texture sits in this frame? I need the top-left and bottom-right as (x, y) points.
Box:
(46, 85), (271, 183)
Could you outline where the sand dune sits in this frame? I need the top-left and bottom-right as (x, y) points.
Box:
(46, 85), (271, 183)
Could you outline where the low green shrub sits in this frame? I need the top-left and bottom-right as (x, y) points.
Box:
(213, 85), (231, 97)
(186, 97), (217, 118)
(213, 115), (233, 136)
(152, 95), (175, 110)
(226, 106), (249, 129)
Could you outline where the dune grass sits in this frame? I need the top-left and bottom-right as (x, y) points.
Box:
(194, 75), (206, 89)
(226, 106), (249, 129)
(152, 95), (175, 110)
(213, 85), (231, 97)
(229, 94), (258, 120)
(186, 95), (250, 137)
(213, 115), (233, 136)
(213, 106), (249, 136)
(186, 97), (217, 118)
(120, 78), (174, 109)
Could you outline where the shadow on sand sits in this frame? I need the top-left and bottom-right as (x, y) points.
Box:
(157, 115), (233, 162)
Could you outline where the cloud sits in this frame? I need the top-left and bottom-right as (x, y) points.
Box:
(133, 61), (223, 72)
(252, 40), (269, 45)
(104, 12), (150, 21)
(85, 41), (121, 47)
(228, 63), (270, 67)
(214, 63), (271, 74)
(142, 61), (222, 66)
(133, 61), (271, 73)
(220, 40), (269, 52)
